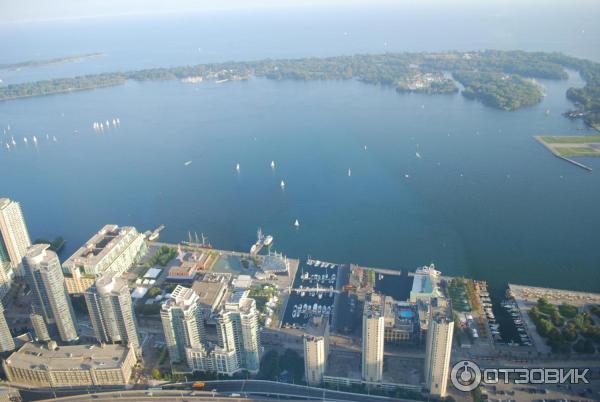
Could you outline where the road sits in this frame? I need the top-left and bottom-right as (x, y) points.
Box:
(26, 380), (415, 402)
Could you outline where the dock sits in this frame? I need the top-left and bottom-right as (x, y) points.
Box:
(147, 224), (165, 241)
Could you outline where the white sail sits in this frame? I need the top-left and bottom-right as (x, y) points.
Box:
(280, 180), (285, 189)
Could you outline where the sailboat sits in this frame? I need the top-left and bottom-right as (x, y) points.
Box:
(52, 136), (57, 142)
(236, 163), (240, 172)
(184, 160), (192, 166)
(23, 137), (28, 144)
(271, 160), (276, 169)
(32, 136), (38, 144)
(294, 219), (300, 228)
(280, 180), (286, 189)
(347, 168), (352, 177)
(415, 151), (422, 159)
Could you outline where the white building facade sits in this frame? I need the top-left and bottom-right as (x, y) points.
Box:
(424, 314), (454, 398)
(85, 273), (140, 353)
(362, 293), (385, 383)
(0, 198), (31, 289)
(303, 316), (329, 386)
(160, 285), (205, 363)
(23, 244), (78, 343)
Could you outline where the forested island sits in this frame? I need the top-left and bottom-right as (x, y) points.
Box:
(0, 53), (103, 71)
(1, 50), (599, 128)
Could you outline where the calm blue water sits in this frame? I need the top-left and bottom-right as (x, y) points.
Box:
(1, 5), (600, 292)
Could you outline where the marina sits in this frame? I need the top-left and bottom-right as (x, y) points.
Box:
(281, 258), (342, 328)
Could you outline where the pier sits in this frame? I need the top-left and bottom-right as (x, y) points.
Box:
(556, 155), (593, 171)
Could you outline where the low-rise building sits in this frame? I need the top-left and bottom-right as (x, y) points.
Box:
(0, 386), (20, 402)
(383, 298), (417, 344)
(185, 345), (239, 376)
(2, 342), (137, 387)
(191, 274), (229, 318)
(63, 225), (146, 293)
(409, 264), (442, 302)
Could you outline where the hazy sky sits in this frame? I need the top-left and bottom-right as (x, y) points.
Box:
(1, 0), (397, 23)
(3, 0), (590, 24)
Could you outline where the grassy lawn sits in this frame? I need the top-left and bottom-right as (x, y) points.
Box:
(556, 146), (599, 157)
(539, 135), (600, 144)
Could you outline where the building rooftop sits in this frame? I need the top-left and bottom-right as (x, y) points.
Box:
(305, 316), (328, 339)
(233, 275), (252, 289)
(260, 252), (289, 273)
(363, 293), (384, 319)
(0, 198), (14, 209)
(5, 342), (132, 371)
(410, 264), (442, 301)
(24, 244), (56, 264)
(94, 273), (128, 296)
(63, 225), (139, 270)
(162, 285), (198, 311)
(192, 274), (229, 311)
(144, 268), (162, 279)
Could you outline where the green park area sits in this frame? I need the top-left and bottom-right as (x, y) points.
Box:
(529, 298), (600, 354)
(536, 135), (600, 158)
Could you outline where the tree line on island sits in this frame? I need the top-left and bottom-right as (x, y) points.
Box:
(1, 50), (599, 128)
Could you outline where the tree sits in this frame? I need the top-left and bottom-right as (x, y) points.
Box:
(258, 350), (280, 380)
(151, 368), (162, 380)
(148, 287), (161, 298)
(279, 349), (304, 384)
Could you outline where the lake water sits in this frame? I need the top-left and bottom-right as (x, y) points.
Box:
(1, 4), (600, 293)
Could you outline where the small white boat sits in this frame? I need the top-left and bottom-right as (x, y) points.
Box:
(236, 163), (240, 172)
(116, 118), (120, 124)
(52, 136), (57, 142)
(348, 168), (352, 177)
(184, 160), (192, 166)
(11, 137), (16, 146)
(23, 137), (28, 144)
(32, 136), (38, 144)
(294, 219), (300, 228)
(364, 145), (367, 150)
(263, 235), (273, 247)
(280, 180), (285, 189)
(271, 160), (275, 169)
(416, 151), (422, 159)
(404, 174), (410, 179)
(5, 143), (9, 150)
